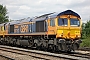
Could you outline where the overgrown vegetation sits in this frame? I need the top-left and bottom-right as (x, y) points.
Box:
(80, 37), (90, 47)
(80, 20), (90, 47)
(0, 4), (9, 23)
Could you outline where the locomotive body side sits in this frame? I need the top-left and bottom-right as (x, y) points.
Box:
(0, 10), (82, 51)
(0, 23), (6, 38)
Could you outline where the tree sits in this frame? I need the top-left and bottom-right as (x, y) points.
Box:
(81, 23), (86, 38)
(0, 4), (9, 24)
(85, 20), (90, 36)
(82, 20), (90, 37)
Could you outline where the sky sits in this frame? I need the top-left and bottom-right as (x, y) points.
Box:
(0, 0), (90, 22)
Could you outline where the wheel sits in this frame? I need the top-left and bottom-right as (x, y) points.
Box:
(53, 45), (56, 52)
(28, 39), (34, 47)
(73, 43), (79, 50)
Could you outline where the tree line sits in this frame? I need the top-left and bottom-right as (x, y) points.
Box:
(82, 21), (90, 38)
(0, 4), (9, 24)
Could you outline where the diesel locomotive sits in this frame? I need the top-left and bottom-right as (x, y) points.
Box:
(0, 10), (82, 51)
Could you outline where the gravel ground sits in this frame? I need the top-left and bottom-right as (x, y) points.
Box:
(0, 50), (41, 60)
(0, 56), (9, 60)
(0, 45), (89, 60)
(76, 50), (90, 54)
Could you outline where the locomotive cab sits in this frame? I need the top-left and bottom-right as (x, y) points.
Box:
(55, 10), (82, 51)
(56, 15), (81, 40)
(46, 10), (82, 51)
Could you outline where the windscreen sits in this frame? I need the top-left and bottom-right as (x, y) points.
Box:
(58, 18), (68, 26)
(70, 18), (80, 27)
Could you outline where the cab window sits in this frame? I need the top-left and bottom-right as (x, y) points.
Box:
(58, 18), (68, 26)
(70, 18), (80, 26)
(1, 26), (3, 31)
(50, 18), (55, 26)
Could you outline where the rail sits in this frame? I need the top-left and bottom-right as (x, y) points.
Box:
(0, 45), (89, 60)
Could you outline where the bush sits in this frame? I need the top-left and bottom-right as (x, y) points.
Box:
(80, 37), (90, 47)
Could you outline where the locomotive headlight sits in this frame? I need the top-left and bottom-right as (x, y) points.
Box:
(59, 33), (63, 37)
(59, 35), (62, 37)
(78, 35), (80, 37)
(76, 35), (80, 38)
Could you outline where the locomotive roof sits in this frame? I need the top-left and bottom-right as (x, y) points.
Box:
(34, 16), (48, 21)
(20, 17), (31, 23)
(49, 10), (81, 19)
(9, 17), (32, 25)
(9, 20), (21, 25)
(34, 10), (81, 21)
(0, 23), (5, 26)
(33, 13), (55, 21)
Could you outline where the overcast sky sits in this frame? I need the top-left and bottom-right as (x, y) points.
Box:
(0, 0), (90, 22)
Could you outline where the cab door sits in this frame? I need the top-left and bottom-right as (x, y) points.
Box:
(47, 18), (57, 35)
(56, 16), (70, 38)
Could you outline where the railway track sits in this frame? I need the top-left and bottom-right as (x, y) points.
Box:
(0, 54), (14, 60)
(61, 51), (90, 59)
(78, 47), (90, 51)
(0, 45), (89, 60)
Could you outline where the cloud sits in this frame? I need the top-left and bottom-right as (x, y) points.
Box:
(0, 0), (90, 22)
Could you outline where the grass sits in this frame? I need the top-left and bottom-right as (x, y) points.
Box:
(80, 37), (90, 48)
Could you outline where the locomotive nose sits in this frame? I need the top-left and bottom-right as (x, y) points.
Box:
(67, 30), (81, 39)
(67, 31), (70, 37)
